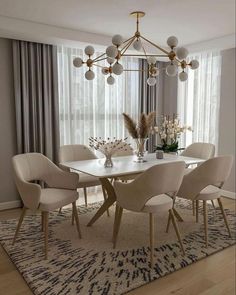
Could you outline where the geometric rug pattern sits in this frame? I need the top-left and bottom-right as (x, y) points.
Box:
(0, 199), (235, 295)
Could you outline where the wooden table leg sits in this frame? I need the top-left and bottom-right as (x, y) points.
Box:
(87, 178), (116, 226)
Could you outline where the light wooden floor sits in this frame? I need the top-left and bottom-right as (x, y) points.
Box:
(0, 197), (235, 295)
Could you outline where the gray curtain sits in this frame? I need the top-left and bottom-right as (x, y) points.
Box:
(139, 59), (164, 152)
(12, 40), (60, 163)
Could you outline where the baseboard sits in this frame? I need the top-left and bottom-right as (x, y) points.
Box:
(0, 200), (22, 211)
(221, 190), (236, 200)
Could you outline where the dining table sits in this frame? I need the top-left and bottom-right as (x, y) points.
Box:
(61, 153), (204, 226)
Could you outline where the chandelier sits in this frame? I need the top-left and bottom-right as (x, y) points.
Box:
(73, 11), (199, 86)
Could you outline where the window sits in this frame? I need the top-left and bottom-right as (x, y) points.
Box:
(57, 45), (139, 146)
(177, 51), (222, 151)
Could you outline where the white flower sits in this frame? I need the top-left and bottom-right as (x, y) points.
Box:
(161, 134), (167, 139)
(169, 133), (174, 139)
(154, 126), (159, 132)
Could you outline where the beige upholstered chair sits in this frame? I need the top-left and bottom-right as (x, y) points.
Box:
(181, 142), (215, 160)
(175, 155), (233, 247)
(59, 144), (108, 209)
(12, 153), (81, 259)
(113, 161), (186, 267)
(181, 142), (215, 215)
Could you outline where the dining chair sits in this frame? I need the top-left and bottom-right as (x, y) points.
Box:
(12, 153), (81, 259)
(59, 144), (108, 211)
(174, 155), (233, 247)
(181, 142), (215, 215)
(113, 161), (186, 267)
(111, 142), (140, 182)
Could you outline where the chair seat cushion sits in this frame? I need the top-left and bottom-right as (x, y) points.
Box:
(77, 173), (101, 188)
(39, 188), (78, 211)
(196, 185), (221, 200)
(142, 194), (173, 213)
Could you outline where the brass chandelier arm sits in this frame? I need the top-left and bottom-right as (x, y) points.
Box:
(93, 52), (106, 62)
(123, 69), (147, 72)
(122, 36), (136, 46)
(140, 35), (169, 55)
(93, 56), (108, 63)
(121, 36), (136, 55)
(123, 54), (168, 57)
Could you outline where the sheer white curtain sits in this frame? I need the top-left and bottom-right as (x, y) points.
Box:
(57, 45), (139, 146)
(177, 51), (222, 151)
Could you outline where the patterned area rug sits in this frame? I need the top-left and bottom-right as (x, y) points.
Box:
(0, 199), (235, 295)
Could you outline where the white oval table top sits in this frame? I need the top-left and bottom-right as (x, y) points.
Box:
(61, 153), (204, 178)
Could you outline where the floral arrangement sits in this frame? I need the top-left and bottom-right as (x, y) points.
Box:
(89, 137), (130, 167)
(122, 112), (156, 162)
(122, 112), (156, 139)
(153, 114), (192, 153)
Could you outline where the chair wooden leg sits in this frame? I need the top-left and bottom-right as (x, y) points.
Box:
(72, 202), (82, 238)
(72, 210), (75, 225)
(12, 207), (27, 245)
(211, 200), (216, 209)
(58, 207), (62, 214)
(102, 186), (110, 217)
(172, 208), (184, 222)
(83, 187), (88, 207)
(166, 211), (171, 233)
(41, 212), (45, 232)
(149, 213), (154, 268)
(217, 198), (232, 238)
(196, 200), (199, 223)
(203, 200), (208, 247)
(112, 204), (119, 243)
(44, 212), (49, 260)
(169, 209), (185, 255)
(192, 200), (195, 216)
(113, 206), (123, 249)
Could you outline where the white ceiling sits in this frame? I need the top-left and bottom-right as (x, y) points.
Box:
(0, 0), (235, 47)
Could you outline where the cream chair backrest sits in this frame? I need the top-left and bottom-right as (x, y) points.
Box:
(12, 153), (63, 210)
(13, 153), (61, 183)
(114, 161), (185, 212)
(59, 145), (97, 170)
(177, 155), (233, 200)
(181, 142), (215, 159)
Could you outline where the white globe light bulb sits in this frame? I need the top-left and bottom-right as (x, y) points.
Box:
(133, 39), (142, 51)
(112, 34), (123, 46)
(73, 57), (83, 68)
(167, 36), (178, 48)
(101, 67), (109, 75)
(176, 47), (189, 60)
(166, 64), (178, 77)
(112, 63), (123, 75)
(179, 71), (188, 82)
(84, 45), (95, 56)
(106, 45), (118, 58)
(106, 57), (115, 64)
(85, 70), (95, 80)
(147, 56), (157, 65)
(107, 75), (115, 85)
(147, 77), (157, 86)
(190, 59), (199, 70)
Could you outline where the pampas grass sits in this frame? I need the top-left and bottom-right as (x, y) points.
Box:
(123, 112), (156, 139)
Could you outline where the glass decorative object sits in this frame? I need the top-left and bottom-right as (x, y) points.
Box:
(89, 137), (130, 168)
(134, 138), (148, 163)
(123, 112), (156, 163)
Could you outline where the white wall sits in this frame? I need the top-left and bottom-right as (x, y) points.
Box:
(218, 48), (236, 192)
(0, 37), (19, 204)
